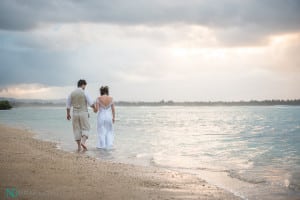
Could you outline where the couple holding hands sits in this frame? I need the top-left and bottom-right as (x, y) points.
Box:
(66, 79), (115, 152)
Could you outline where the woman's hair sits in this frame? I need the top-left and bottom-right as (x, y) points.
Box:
(100, 86), (109, 96)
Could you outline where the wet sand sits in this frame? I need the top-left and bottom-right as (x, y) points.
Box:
(0, 125), (240, 200)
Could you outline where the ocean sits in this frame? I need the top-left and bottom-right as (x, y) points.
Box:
(1, 106), (300, 199)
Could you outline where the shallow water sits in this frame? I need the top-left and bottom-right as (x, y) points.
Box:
(1, 106), (300, 199)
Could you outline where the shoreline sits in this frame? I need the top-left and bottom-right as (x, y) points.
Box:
(0, 124), (241, 200)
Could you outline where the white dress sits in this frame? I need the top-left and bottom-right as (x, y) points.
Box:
(96, 99), (114, 149)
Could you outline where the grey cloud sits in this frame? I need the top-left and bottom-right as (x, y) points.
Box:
(0, 35), (156, 86)
(0, 31), (174, 87)
(1, 0), (300, 35)
(0, 48), (75, 86)
(0, 87), (8, 92)
(1, 0), (300, 89)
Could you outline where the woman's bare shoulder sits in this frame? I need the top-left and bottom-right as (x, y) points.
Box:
(98, 96), (113, 104)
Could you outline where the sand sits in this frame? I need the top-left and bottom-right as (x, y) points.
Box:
(0, 125), (240, 200)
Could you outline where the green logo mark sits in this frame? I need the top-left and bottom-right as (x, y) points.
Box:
(5, 188), (18, 198)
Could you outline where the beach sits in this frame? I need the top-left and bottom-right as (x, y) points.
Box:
(0, 124), (240, 200)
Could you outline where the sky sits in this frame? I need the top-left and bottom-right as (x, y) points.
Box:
(0, 0), (300, 101)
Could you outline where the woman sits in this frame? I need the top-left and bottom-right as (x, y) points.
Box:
(94, 86), (115, 149)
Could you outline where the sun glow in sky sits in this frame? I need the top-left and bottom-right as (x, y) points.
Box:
(0, 1), (299, 101)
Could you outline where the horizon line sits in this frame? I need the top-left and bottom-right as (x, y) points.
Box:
(1, 97), (300, 103)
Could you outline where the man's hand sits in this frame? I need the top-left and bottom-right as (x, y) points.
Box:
(67, 108), (71, 120)
(93, 107), (97, 113)
(91, 104), (97, 113)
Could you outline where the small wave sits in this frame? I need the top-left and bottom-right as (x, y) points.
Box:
(135, 153), (150, 158)
(196, 167), (229, 173)
(201, 133), (229, 136)
(229, 170), (266, 184)
(288, 183), (300, 192)
(149, 157), (168, 168)
(288, 172), (300, 192)
(150, 157), (229, 174)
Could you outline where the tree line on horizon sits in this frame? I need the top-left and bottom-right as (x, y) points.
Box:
(2, 99), (300, 108)
(117, 99), (300, 106)
(0, 100), (12, 110)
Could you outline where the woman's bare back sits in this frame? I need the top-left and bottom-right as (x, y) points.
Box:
(98, 95), (113, 107)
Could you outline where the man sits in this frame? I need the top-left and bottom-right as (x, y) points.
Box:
(66, 79), (95, 152)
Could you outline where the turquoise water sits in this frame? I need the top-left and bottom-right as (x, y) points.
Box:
(1, 106), (300, 199)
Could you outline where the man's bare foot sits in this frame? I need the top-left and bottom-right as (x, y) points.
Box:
(81, 143), (88, 151)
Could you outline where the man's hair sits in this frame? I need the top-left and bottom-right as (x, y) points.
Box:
(100, 86), (109, 95)
(77, 79), (87, 87)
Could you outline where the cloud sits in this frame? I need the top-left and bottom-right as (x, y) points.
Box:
(0, 83), (50, 98)
(0, 83), (75, 99)
(0, 1), (299, 100)
(269, 33), (300, 71)
(1, 0), (300, 45)
(0, 23), (299, 88)
(0, 47), (76, 86)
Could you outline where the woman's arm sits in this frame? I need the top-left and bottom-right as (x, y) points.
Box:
(111, 103), (115, 123)
(93, 98), (99, 113)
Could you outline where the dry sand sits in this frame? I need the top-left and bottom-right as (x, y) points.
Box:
(0, 125), (241, 200)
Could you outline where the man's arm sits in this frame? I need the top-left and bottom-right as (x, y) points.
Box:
(67, 108), (71, 120)
(85, 91), (95, 110)
(66, 94), (72, 120)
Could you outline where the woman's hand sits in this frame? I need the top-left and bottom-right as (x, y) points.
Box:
(112, 118), (115, 124)
(92, 104), (97, 113)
